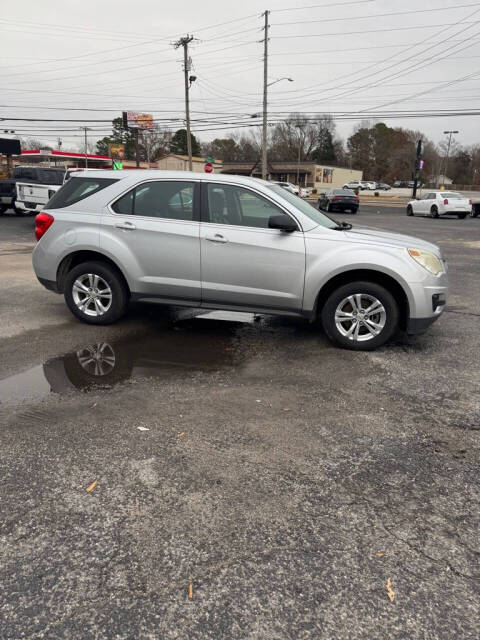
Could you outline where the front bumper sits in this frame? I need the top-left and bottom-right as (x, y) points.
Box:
(407, 315), (441, 334)
(407, 271), (448, 334)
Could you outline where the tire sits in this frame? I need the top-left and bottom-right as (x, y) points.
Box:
(0, 204), (7, 214)
(457, 213), (467, 219)
(321, 281), (399, 351)
(351, 207), (358, 214)
(64, 261), (129, 325)
(406, 205), (414, 216)
(430, 206), (439, 218)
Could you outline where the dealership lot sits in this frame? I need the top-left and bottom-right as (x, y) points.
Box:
(0, 206), (479, 638)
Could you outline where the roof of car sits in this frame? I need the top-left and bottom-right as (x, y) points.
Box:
(69, 169), (274, 187)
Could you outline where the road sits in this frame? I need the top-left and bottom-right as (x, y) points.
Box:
(1, 206), (479, 639)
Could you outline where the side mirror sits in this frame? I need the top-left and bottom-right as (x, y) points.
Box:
(268, 213), (297, 233)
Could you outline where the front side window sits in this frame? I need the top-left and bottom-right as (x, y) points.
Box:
(112, 181), (195, 221)
(265, 183), (337, 229)
(206, 183), (286, 229)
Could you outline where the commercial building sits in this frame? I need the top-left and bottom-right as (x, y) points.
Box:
(221, 161), (362, 190)
(157, 154), (222, 173)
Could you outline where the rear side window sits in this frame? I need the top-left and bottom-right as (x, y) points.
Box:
(111, 181), (195, 221)
(46, 177), (118, 209)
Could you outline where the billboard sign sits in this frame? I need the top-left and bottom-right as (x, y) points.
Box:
(109, 143), (125, 160)
(124, 112), (153, 130)
(0, 137), (21, 155)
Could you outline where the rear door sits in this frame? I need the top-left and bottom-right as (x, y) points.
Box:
(200, 181), (305, 312)
(101, 179), (201, 303)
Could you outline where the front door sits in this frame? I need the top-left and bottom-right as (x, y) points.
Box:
(101, 179), (201, 304)
(200, 182), (305, 313)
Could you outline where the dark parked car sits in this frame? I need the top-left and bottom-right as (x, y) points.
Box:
(375, 182), (391, 190)
(318, 188), (359, 213)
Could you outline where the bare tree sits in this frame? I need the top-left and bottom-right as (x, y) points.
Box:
(139, 127), (172, 163)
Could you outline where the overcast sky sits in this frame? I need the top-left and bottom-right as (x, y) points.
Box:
(1, 0), (479, 152)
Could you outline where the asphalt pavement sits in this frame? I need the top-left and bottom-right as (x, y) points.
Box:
(0, 205), (479, 639)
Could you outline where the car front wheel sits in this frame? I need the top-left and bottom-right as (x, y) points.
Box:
(64, 261), (129, 325)
(321, 281), (399, 350)
(406, 205), (414, 216)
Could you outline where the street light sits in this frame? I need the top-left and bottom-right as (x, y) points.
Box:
(267, 77), (293, 88)
(442, 130), (458, 186)
(262, 77), (294, 180)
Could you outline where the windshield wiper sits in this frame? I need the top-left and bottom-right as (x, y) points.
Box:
(333, 221), (353, 231)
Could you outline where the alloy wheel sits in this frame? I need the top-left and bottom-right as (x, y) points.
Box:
(334, 293), (387, 342)
(72, 273), (113, 317)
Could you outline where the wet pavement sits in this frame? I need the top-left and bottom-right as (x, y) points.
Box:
(0, 205), (479, 639)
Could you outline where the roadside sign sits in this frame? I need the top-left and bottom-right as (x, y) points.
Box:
(124, 111), (153, 130)
(204, 162), (213, 173)
(109, 143), (125, 160)
(112, 161), (123, 170)
(205, 155), (214, 163)
(419, 160), (424, 169)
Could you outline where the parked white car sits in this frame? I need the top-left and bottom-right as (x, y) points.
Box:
(406, 191), (472, 219)
(364, 181), (376, 190)
(272, 181), (299, 195)
(343, 180), (363, 190)
(15, 180), (62, 214)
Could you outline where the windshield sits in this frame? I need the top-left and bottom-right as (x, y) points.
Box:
(265, 183), (337, 228)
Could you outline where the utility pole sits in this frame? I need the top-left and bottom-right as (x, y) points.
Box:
(174, 35), (194, 171)
(412, 139), (423, 199)
(261, 10), (270, 181)
(135, 129), (140, 168)
(442, 130), (458, 186)
(295, 123), (304, 188)
(79, 126), (92, 168)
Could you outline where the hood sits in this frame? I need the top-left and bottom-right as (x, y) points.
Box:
(341, 225), (440, 254)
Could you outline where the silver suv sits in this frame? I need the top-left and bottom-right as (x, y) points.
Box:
(33, 171), (448, 350)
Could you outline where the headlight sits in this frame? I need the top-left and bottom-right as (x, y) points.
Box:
(408, 248), (443, 275)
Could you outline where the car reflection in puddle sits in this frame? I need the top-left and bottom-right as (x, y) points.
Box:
(0, 312), (255, 406)
(43, 312), (251, 393)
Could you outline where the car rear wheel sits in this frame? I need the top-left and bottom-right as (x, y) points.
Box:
(430, 206), (439, 218)
(406, 205), (414, 216)
(0, 204), (7, 214)
(321, 281), (399, 351)
(351, 207), (358, 214)
(64, 261), (129, 325)
(457, 213), (467, 219)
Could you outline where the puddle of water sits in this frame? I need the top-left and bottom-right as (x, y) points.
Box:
(0, 312), (255, 408)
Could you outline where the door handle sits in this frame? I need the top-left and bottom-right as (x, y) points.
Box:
(205, 233), (228, 243)
(115, 221), (136, 230)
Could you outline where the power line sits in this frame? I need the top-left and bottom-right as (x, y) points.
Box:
(273, 0), (375, 12)
(272, 3), (480, 26)
(273, 21), (480, 39)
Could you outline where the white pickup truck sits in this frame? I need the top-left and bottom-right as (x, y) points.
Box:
(14, 167), (65, 214)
